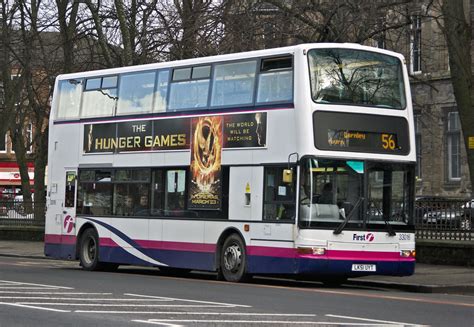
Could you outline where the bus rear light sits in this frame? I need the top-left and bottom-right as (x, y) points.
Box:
(297, 247), (326, 256)
(400, 250), (416, 258)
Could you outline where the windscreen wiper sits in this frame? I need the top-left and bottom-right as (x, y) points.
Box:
(384, 216), (396, 236)
(372, 202), (396, 237)
(333, 197), (364, 235)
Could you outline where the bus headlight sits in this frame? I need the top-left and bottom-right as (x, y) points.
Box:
(297, 247), (326, 256)
(400, 250), (416, 258)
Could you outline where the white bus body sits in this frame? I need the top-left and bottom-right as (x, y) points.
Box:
(45, 43), (416, 282)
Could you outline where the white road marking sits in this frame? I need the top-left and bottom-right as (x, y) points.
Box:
(75, 311), (317, 316)
(132, 319), (387, 325)
(0, 280), (73, 289)
(326, 314), (428, 326)
(0, 302), (70, 313)
(0, 297), (169, 301)
(126, 293), (251, 308)
(0, 292), (112, 295)
(135, 322), (183, 327)
(18, 303), (242, 307)
(0, 287), (64, 290)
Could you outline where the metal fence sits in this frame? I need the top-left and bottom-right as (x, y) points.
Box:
(1, 198), (472, 241)
(414, 198), (473, 241)
(0, 201), (46, 226)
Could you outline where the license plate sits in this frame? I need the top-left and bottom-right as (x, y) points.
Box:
(351, 264), (376, 272)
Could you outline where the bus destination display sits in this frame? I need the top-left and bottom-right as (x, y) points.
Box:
(328, 129), (399, 152)
(313, 111), (410, 155)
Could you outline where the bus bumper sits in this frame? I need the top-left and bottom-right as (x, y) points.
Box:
(297, 257), (415, 277)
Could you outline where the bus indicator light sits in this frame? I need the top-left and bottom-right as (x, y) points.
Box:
(400, 250), (416, 258)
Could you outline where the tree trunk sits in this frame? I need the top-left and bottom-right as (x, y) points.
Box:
(442, 0), (474, 193)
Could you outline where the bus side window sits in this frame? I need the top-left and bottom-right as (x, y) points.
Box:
(211, 61), (256, 107)
(56, 79), (82, 120)
(65, 172), (76, 208)
(81, 76), (118, 118)
(117, 71), (156, 115)
(168, 66), (210, 111)
(257, 56), (293, 103)
(164, 170), (186, 215)
(154, 70), (169, 113)
(263, 167), (296, 220)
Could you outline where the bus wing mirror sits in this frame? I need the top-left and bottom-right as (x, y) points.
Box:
(282, 169), (293, 184)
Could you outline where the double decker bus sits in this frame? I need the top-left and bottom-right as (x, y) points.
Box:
(45, 43), (416, 283)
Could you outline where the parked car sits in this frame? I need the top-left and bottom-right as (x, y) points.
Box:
(459, 199), (473, 230)
(418, 197), (472, 230)
(461, 199), (474, 217)
(422, 202), (472, 230)
(415, 196), (450, 221)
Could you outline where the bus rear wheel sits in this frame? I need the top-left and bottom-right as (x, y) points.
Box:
(220, 234), (248, 282)
(79, 228), (118, 271)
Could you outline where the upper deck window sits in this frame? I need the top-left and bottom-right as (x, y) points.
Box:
(154, 70), (169, 113)
(211, 60), (256, 107)
(56, 79), (83, 120)
(257, 57), (293, 103)
(82, 75), (118, 118)
(117, 71), (156, 115)
(308, 49), (406, 109)
(168, 65), (211, 110)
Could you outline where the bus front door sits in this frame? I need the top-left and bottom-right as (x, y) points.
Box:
(60, 171), (77, 259)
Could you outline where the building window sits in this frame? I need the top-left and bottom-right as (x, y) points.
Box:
(410, 15), (422, 74)
(26, 123), (33, 153)
(415, 115), (422, 179)
(447, 112), (461, 181)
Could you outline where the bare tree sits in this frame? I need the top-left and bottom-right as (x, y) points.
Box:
(441, 0), (474, 189)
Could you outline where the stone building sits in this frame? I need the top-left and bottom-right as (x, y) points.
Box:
(402, 1), (472, 198)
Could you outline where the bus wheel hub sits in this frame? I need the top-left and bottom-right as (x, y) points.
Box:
(224, 245), (241, 271)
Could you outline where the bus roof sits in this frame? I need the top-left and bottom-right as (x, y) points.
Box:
(55, 43), (405, 81)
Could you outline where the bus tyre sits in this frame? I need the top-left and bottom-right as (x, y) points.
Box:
(79, 228), (104, 271)
(220, 234), (248, 282)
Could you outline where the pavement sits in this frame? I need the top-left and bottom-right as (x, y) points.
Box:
(0, 240), (473, 295)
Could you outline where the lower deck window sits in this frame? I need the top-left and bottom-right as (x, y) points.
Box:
(77, 167), (228, 219)
(263, 167), (296, 220)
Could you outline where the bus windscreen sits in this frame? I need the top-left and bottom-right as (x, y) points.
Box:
(308, 48), (406, 109)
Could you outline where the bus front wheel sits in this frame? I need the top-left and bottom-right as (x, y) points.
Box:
(220, 234), (248, 282)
